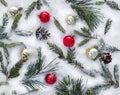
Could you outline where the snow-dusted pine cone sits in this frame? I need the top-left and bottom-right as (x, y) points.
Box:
(100, 53), (112, 64)
(36, 26), (50, 40)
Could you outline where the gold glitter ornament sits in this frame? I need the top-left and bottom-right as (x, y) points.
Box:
(9, 6), (22, 17)
(86, 47), (99, 60)
(66, 15), (77, 25)
(21, 48), (30, 61)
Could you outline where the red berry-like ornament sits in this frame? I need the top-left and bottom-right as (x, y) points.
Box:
(39, 11), (50, 23)
(45, 73), (57, 85)
(63, 35), (75, 47)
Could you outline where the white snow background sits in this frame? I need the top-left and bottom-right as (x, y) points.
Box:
(0, 0), (120, 95)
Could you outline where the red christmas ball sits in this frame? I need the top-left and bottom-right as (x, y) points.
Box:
(45, 73), (57, 84)
(63, 35), (75, 47)
(39, 11), (50, 23)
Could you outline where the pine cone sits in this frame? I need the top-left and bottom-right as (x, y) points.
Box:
(36, 26), (50, 40)
(100, 53), (112, 64)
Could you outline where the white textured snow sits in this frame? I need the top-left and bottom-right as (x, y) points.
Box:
(0, 0), (120, 95)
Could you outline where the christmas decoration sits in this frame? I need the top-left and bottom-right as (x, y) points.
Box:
(45, 73), (57, 84)
(66, 15), (77, 25)
(63, 35), (75, 47)
(86, 47), (99, 60)
(9, 7), (22, 17)
(39, 11), (50, 23)
(100, 53), (112, 64)
(20, 48), (30, 61)
(36, 26), (50, 40)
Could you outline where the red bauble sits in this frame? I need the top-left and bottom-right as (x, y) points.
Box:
(63, 35), (75, 47)
(39, 11), (50, 23)
(45, 73), (57, 84)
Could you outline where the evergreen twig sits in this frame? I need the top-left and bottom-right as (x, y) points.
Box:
(78, 39), (90, 47)
(25, 1), (37, 19)
(0, 0), (7, 7)
(8, 59), (26, 78)
(106, 1), (120, 10)
(104, 19), (112, 34)
(11, 13), (22, 30)
(54, 18), (66, 34)
(47, 42), (65, 58)
(56, 76), (85, 95)
(66, 0), (102, 31)
(0, 13), (9, 32)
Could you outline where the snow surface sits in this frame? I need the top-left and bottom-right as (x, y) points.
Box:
(0, 0), (120, 95)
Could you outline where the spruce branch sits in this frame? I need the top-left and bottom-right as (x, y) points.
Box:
(47, 42), (65, 59)
(0, 33), (8, 40)
(0, 13), (9, 32)
(5, 42), (24, 48)
(25, 1), (37, 19)
(54, 17), (66, 34)
(0, 0), (7, 7)
(8, 59), (26, 78)
(106, 1), (120, 10)
(11, 13), (22, 30)
(56, 76), (85, 95)
(104, 19), (112, 34)
(66, 0), (102, 31)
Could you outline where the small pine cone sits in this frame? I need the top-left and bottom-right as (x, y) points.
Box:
(100, 53), (112, 64)
(36, 26), (50, 40)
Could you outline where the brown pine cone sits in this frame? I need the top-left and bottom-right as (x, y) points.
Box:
(100, 53), (112, 64)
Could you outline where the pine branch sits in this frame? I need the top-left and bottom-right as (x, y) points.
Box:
(0, 13), (8, 32)
(78, 39), (90, 47)
(22, 48), (57, 90)
(11, 13), (22, 30)
(106, 1), (120, 10)
(66, 0), (102, 31)
(47, 42), (65, 59)
(81, 27), (91, 35)
(74, 30), (90, 38)
(8, 59), (26, 78)
(0, 0), (7, 7)
(25, 1), (37, 19)
(56, 76), (85, 95)
(104, 19), (112, 34)
(54, 17), (66, 34)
